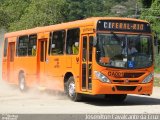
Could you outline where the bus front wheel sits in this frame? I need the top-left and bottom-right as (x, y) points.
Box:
(105, 94), (127, 103)
(67, 76), (81, 101)
(19, 73), (26, 92)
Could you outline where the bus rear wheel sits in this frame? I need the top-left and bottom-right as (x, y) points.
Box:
(67, 76), (81, 101)
(19, 73), (26, 92)
(105, 94), (127, 103)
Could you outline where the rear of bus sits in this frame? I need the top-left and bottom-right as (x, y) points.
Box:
(91, 18), (153, 101)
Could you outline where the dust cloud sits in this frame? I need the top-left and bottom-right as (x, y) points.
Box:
(0, 29), (18, 97)
(0, 29), (67, 102)
(0, 28), (4, 80)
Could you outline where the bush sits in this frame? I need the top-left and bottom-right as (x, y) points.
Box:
(155, 55), (160, 73)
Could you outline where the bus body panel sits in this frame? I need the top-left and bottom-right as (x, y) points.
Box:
(2, 57), (7, 82)
(14, 57), (37, 86)
(6, 37), (16, 84)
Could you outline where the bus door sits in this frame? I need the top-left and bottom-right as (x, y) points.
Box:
(7, 42), (15, 83)
(81, 34), (93, 91)
(37, 39), (47, 85)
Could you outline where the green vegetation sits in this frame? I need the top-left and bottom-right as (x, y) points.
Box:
(9, 0), (66, 31)
(154, 77), (160, 87)
(141, 0), (160, 38)
(0, 0), (140, 31)
(155, 55), (160, 73)
(140, 0), (160, 72)
(1, 0), (159, 33)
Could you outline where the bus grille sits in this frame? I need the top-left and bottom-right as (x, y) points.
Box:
(124, 73), (144, 78)
(116, 86), (137, 91)
(113, 80), (139, 84)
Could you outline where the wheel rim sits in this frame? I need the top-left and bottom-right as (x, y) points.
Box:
(68, 81), (75, 97)
(20, 77), (25, 90)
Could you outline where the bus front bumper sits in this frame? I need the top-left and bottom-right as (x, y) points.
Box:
(92, 79), (153, 95)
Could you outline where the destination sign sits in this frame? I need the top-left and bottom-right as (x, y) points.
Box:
(97, 20), (151, 33)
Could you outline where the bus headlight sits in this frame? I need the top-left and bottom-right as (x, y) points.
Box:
(94, 71), (110, 83)
(142, 73), (153, 83)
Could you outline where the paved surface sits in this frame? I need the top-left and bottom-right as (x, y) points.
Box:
(0, 82), (160, 114)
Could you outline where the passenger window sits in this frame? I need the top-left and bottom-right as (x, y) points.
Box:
(48, 32), (52, 55)
(82, 36), (87, 61)
(3, 38), (8, 57)
(28, 34), (37, 56)
(50, 30), (65, 55)
(18, 35), (28, 56)
(66, 28), (80, 55)
(89, 36), (93, 61)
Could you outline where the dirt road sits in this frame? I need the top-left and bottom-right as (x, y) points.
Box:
(0, 81), (160, 114)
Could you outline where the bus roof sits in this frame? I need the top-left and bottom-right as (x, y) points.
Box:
(5, 17), (149, 38)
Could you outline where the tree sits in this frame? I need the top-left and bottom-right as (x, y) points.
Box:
(141, 0), (153, 8)
(141, 0), (160, 33)
(8, 0), (113, 30)
(0, 0), (30, 29)
(82, 0), (107, 17)
(64, 0), (108, 21)
(140, 0), (160, 70)
(9, 0), (66, 31)
(0, 0), (148, 31)
(0, 8), (9, 28)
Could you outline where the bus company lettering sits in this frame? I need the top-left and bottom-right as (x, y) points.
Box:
(76, 57), (79, 62)
(54, 58), (60, 68)
(104, 22), (144, 31)
(108, 71), (124, 78)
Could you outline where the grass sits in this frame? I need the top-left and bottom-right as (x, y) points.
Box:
(154, 77), (160, 87)
(154, 68), (160, 73)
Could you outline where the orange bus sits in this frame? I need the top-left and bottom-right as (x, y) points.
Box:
(2, 17), (154, 102)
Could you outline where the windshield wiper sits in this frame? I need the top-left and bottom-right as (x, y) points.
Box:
(111, 31), (121, 41)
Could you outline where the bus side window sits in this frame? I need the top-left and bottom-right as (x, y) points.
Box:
(50, 30), (65, 55)
(28, 34), (37, 56)
(83, 36), (87, 61)
(18, 35), (29, 56)
(89, 36), (93, 62)
(48, 32), (52, 55)
(3, 38), (8, 57)
(66, 28), (80, 55)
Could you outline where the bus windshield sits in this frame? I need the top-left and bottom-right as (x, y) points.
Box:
(96, 33), (153, 69)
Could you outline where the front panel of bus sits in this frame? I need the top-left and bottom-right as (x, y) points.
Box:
(92, 20), (154, 95)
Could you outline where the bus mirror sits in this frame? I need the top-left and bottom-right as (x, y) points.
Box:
(93, 37), (97, 46)
(51, 44), (55, 48)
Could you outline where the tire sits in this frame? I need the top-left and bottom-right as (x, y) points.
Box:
(19, 73), (26, 92)
(105, 94), (127, 103)
(66, 76), (81, 101)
